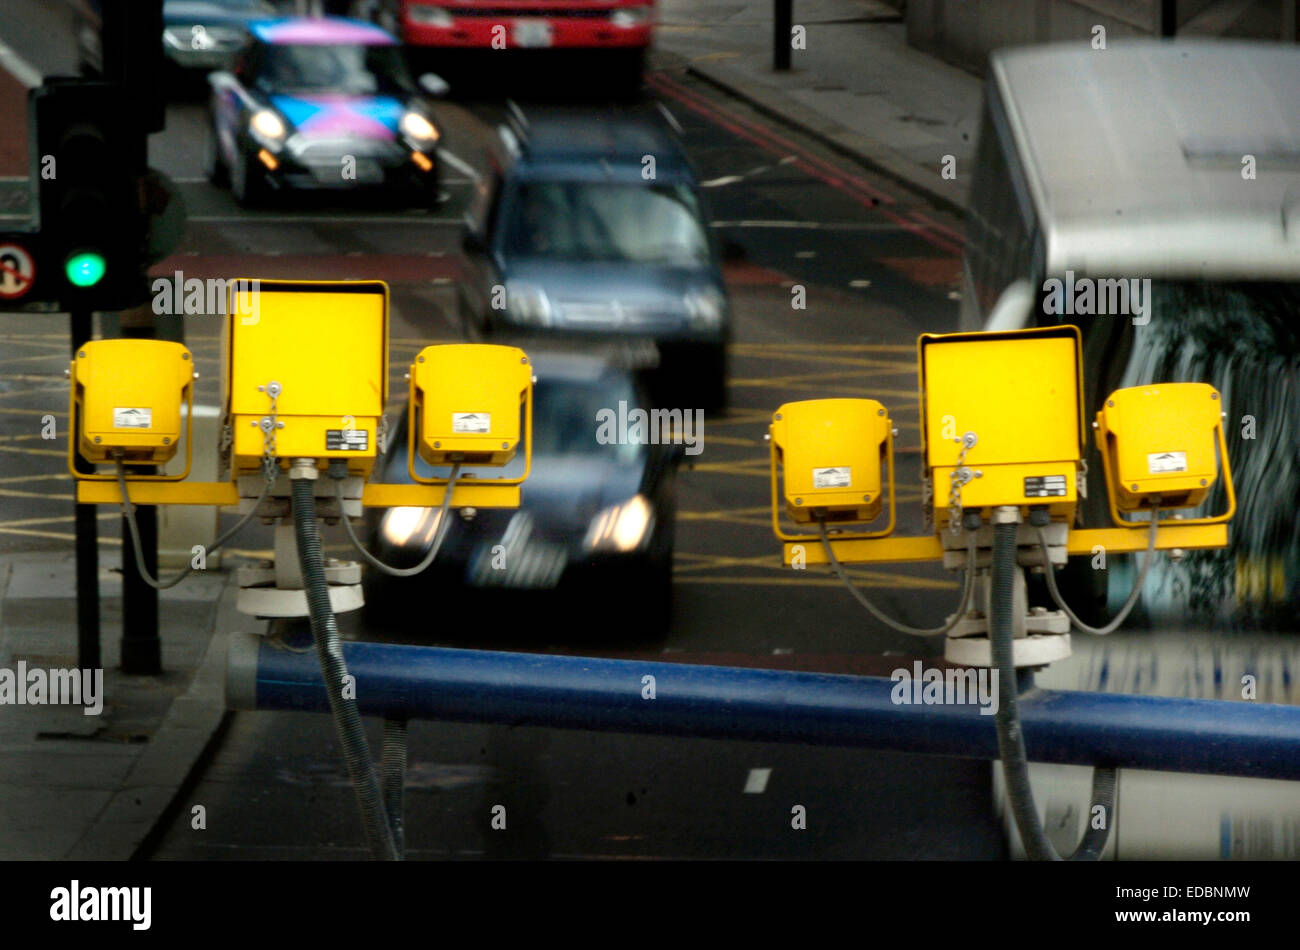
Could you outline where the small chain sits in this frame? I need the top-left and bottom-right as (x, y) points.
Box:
(947, 431), (978, 535)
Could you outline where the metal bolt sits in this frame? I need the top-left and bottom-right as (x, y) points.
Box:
(1107, 400), (1114, 408)
(1131, 483), (1139, 491)
(501, 442), (508, 449)
(434, 441), (441, 448)
(277, 421), (285, 429)
(521, 356), (528, 364)
(876, 408), (885, 416)
(257, 385), (264, 392)
(774, 412), (782, 421)
(794, 497), (802, 505)
(863, 494), (871, 502)
(1200, 478), (1207, 486)
(93, 436), (101, 443)
(250, 420), (258, 427)
(267, 382), (281, 396)
(418, 355), (425, 363)
(162, 437), (170, 445)
(182, 352), (190, 360)
(1210, 392), (1219, 400)
(78, 350), (86, 359)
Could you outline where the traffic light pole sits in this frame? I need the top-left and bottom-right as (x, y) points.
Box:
(70, 309), (100, 672)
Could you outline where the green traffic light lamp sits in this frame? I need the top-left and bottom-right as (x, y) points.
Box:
(64, 251), (107, 288)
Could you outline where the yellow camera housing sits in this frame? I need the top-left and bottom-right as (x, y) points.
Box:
(1096, 382), (1235, 522)
(409, 344), (532, 480)
(69, 339), (194, 478)
(222, 280), (388, 477)
(769, 398), (895, 540)
(919, 326), (1083, 525)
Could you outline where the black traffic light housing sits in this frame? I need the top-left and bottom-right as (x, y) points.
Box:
(32, 79), (149, 312)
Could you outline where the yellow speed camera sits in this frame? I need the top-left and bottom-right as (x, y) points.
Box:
(223, 280), (388, 477)
(69, 339), (195, 479)
(769, 398), (895, 541)
(919, 326), (1083, 525)
(408, 343), (532, 482)
(1096, 382), (1235, 525)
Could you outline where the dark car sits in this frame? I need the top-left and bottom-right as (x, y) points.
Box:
(76, 0), (279, 79)
(205, 16), (448, 206)
(364, 349), (681, 637)
(457, 109), (731, 410)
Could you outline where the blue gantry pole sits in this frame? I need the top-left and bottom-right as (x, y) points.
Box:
(226, 633), (1300, 781)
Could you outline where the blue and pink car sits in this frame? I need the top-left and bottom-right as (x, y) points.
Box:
(206, 16), (449, 206)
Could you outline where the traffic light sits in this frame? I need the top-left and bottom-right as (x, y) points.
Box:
(31, 79), (149, 311)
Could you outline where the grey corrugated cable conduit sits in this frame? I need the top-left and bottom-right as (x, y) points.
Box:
(990, 519), (1116, 861)
(292, 473), (399, 861)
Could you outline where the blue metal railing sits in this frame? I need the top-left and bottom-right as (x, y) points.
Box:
(226, 632), (1300, 781)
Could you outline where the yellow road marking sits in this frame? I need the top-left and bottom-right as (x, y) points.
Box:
(0, 487), (75, 501)
(0, 473), (70, 484)
(0, 444), (65, 457)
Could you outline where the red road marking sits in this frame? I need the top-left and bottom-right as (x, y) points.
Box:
(648, 71), (965, 256)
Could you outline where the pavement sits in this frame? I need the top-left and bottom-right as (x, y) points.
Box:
(0, 553), (239, 859)
(654, 0), (982, 213)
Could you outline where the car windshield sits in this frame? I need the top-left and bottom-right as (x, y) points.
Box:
(503, 181), (711, 264)
(259, 43), (411, 95)
(409, 375), (645, 481)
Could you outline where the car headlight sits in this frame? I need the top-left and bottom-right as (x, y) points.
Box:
(505, 281), (553, 327)
(584, 495), (655, 553)
(684, 287), (725, 329)
(381, 506), (444, 549)
(249, 109), (287, 149)
(610, 6), (653, 28)
(400, 111), (439, 144)
(408, 6), (455, 27)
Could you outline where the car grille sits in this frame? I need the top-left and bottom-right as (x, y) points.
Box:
(558, 300), (679, 328)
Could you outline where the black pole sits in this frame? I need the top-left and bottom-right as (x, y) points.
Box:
(1160, 0), (1177, 36)
(774, 0), (792, 71)
(71, 310), (101, 672)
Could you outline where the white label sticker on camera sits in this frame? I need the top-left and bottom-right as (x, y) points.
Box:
(452, 412), (490, 434)
(813, 466), (851, 489)
(1147, 451), (1187, 474)
(113, 407), (151, 429)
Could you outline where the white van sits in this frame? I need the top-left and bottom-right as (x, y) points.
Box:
(962, 40), (1300, 625)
